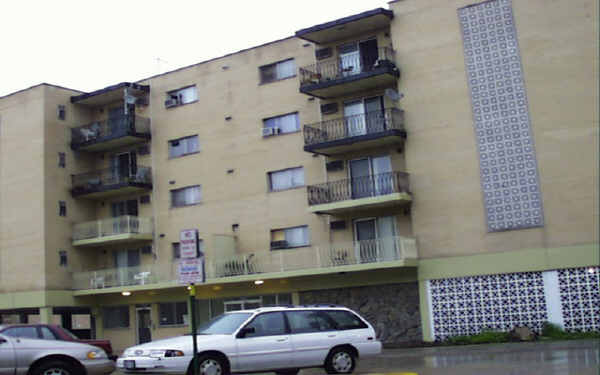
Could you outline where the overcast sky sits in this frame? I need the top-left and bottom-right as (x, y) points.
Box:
(0, 0), (391, 97)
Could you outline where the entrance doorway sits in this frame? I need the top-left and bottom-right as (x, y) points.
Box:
(136, 306), (152, 344)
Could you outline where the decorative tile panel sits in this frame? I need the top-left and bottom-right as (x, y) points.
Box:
(429, 271), (547, 341)
(458, 0), (544, 232)
(558, 266), (600, 332)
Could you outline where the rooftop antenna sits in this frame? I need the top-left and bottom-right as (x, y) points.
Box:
(156, 57), (170, 74)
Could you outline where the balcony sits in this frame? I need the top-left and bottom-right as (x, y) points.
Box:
(304, 108), (405, 155)
(71, 166), (152, 199)
(72, 236), (417, 291)
(70, 115), (150, 152)
(307, 171), (411, 215)
(295, 8), (394, 45)
(299, 47), (399, 99)
(72, 216), (153, 247)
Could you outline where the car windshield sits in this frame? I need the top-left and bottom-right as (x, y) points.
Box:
(194, 312), (252, 335)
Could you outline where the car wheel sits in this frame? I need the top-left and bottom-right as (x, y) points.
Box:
(275, 369), (300, 375)
(325, 347), (356, 374)
(196, 354), (229, 375)
(32, 360), (77, 375)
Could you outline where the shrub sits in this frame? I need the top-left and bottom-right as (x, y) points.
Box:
(541, 322), (600, 340)
(446, 330), (510, 345)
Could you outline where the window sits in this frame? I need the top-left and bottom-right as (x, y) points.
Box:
(159, 302), (188, 326)
(57, 105), (66, 120)
(166, 86), (198, 107)
(323, 310), (368, 330)
(103, 306), (129, 328)
(41, 327), (57, 340)
(271, 225), (309, 249)
(58, 152), (66, 168)
(2, 326), (38, 339)
(268, 167), (304, 192)
(286, 311), (336, 333)
(172, 243), (181, 259)
(242, 312), (286, 338)
(59, 201), (66, 217)
(171, 185), (202, 207)
(260, 59), (296, 83)
(169, 135), (199, 158)
(59, 250), (67, 267)
(263, 112), (299, 134)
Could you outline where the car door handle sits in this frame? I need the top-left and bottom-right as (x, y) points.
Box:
(327, 334), (337, 338)
(276, 338), (288, 342)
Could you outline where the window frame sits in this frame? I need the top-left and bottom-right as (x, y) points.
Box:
(262, 112), (300, 135)
(238, 311), (289, 338)
(285, 310), (338, 334)
(168, 135), (200, 159)
(268, 166), (305, 192)
(102, 306), (130, 329)
(270, 225), (310, 250)
(158, 301), (188, 327)
(166, 85), (198, 108)
(259, 58), (296, 84)
(170, 185), (202, 208)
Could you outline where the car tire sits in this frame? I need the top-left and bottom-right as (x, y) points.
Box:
(196, 354), (229, 375)
(31, 360), (78, 375)
(324, 347), (356, 374)
(275, 369), (300, 375)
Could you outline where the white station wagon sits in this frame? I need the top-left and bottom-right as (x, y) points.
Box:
(117, 305), (381, 375)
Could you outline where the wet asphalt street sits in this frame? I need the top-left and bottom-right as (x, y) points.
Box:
(113, 339), (599, 375)
(302, 339), (600, 375)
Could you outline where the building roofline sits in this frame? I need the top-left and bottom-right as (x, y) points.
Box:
(70, 82), (150, 103)
(0, 83), (84, 101)
(295, 8), (393, 42)
(136, 35), (297, 84)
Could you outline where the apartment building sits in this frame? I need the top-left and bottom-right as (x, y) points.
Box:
(0, 0), (597, 352)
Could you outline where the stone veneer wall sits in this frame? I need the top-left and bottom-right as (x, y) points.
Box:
(299, 283), (422, 345)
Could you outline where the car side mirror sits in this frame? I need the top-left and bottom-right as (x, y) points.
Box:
(236, 326), (255, 338)
(0, 338), (6, 344)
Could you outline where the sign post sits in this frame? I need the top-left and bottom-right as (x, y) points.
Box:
(189, 284), (198, 375)
(178, 229), (204, 375)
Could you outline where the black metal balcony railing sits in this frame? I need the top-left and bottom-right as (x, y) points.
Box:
(307, 171), (410, 206)
(299, 47), (396, 86)
(304, 108), (404, 146)
(70, 115), (150, 146)
(71, 166), (152, 194)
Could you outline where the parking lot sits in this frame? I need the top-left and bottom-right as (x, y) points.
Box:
(113, 339), (599, 375)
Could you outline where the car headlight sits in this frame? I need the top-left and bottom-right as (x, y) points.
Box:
(149, 350), (185, 358)
(87, 350), (107, 360)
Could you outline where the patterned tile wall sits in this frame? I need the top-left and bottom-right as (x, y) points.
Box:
(429, 271), (547, 340)
(458, 0), (544, 232)
(558, 266), (600, 332)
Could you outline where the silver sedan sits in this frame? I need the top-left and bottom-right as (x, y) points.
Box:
(0, 333), (115, 375)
